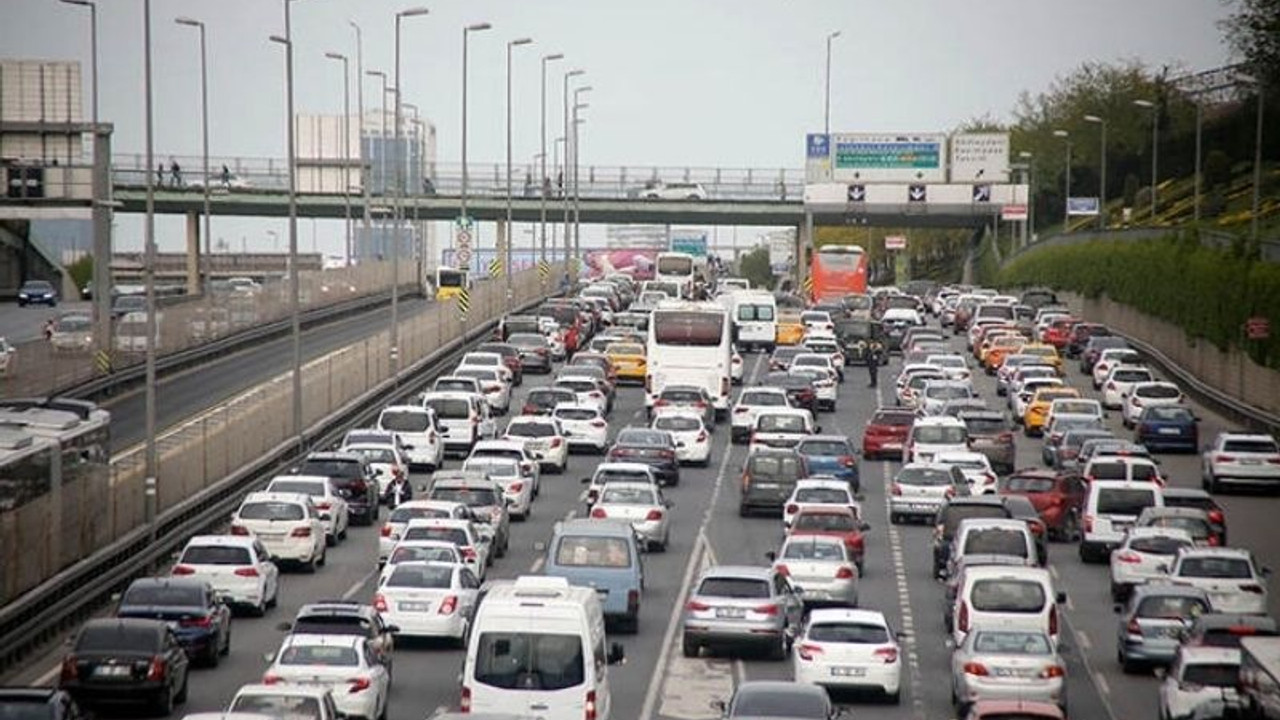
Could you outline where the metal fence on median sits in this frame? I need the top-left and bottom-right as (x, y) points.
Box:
(0, 265), (551, 605)
(0, 260), (417, 400)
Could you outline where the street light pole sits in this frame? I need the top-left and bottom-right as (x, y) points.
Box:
(1018, 150), (1034, 246)
(505, 37), (533, 305)
(562, 69), (584, 273)
(269, 0), (302, 449)
(365, 70), (387, 199)
(823, 30), (840, 136)
(461, 21), (492, 272)
(349, 20), (369, 258)
(1133, 99), (1158, 220)
(539, 53), (563, 288)
(60, 0), (98, 127)
(1083, 114), (1107, 231)
(324, 51), (351, 265)
(1053, 129), (1071, 231)
(142, 0), (158, 532)
(175, 17), (210, 296)
(392, 7), (429, 381)
(571, 89), (591, 271)
(1251, 85), (1265, 244)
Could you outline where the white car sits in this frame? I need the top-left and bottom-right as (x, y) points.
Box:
(432, 375), (483, 395)
(748, 408), (817, 452)
(377, 499), (476, 565)
(503, 415), (569, 474)
(232, 491), (326, 570)
(1091, 348), (1143, 389)
(376, 405), (445, 471)
(1202, 432), (1280, 492)
(422, 391), (498, 455)
(399, 518), (491, 580)
(453, 366), (512, 415)
(264, 634), (391, 720)
(651, 411), (712, 466)
(1158, 646), (1242, 720)
(800, 310), (835, 334)
(1166, 547), (1271, 615)
(1101, 364), (1156, 410)
(554, 375), (611, 414)
(916, 380), (977, 417)
(792, 352), (843, 385)
(933, 451), (998, 495)
(0, 336), (14, 376)
(638, 180), (707, 200)
(730, 387), (792, 445)
(341, 443), (409, 499)
(468, 439), (542, 494)
(1120, 381), (1184, 428)
(731, 345), (744, 385)
(457, 351), (514, 385)
(925, 354), (972, 382)
(374, 561), (480, 643)
(1010, 377), (1065, 421)
(888, 462), (962, 523)
(783, 478), (860, 529)
(380, 539), (465, 582)
(588, 480), (672, 551)
(265, 475), (350, 546)
(552, 403), (609, 453)
(462, 456), (535, 520)
(793, 608), (902, 703)
(1108, 527), (1194, 601)
(172, 535), (280, 615)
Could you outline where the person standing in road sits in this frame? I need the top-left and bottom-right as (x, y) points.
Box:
(866, 338), (885, 387)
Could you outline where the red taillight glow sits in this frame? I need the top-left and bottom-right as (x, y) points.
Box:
(797, 643), (822, 661)
(230, 525), (250, 536)
(774, 564), (789, 577)
(753, 604), (780, 616)
(1041, 665), (1066, 679)
(234, 567), (260, 577)
(380, 525), (393, 537)
(891, 483), (902, 496)
(146, 656), (166, 682)
(645, 509), (664, 521)
(373, 593), (388, 613)
(462, 547), (478, 561)
(438, 595), (458, 615)
(963, 661), (988, 676)
(171, 565), (196, 576)
(180, 615), (213, 628)
(60, 656), (77, 682)
(685, 600), (710, 612)
(551, 437), (564, 448)
(590, 507), (608, 519)
(835, 566), (855, 580)
(585, 690), (598, 720)
(289, 527), (312, 538)
(460, 686), (472, 713)
(262, 672), (281, 685)
(1116, 551), (1143, 564)
(873, 646), (899, 664)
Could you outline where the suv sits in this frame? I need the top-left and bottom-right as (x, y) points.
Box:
(731, 387), (792, 445)
(906, 416), (968, 464)
(681, 566), (804, 659)
(292, 452), (379, 525)
(959, 410), (1015, 474)
(280, 601), (397, 671)
(1202, 432), (1280, 492)
(997, 470), (1087, 541)
(739, 449), (808, 517)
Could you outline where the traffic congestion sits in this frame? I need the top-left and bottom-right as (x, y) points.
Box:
(16, 256), (1280, 720)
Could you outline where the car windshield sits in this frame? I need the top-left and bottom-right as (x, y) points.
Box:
(595, 469), (652, 484)
(430, 487), (500, 507)
(758, 415), (806, 432)
(964, 417), (1006, 434)
(390, 506), (453, 523)
(742, 392), (787, 406)
(872, 412), (915, 427)
(793, 512), (855, 532)
(350, 447), (395, 464)
(732, 691), (828, 720)
(782, 538), (846, 560)
(659, 389), (706, 404)
(1129, 535), (1193, 555)
(1135, 595), (1208, 619)
(508, 334), (545, 348)
(599, 485), (656, 505)
(555, 408), (599, 421)
(270, 480), (326, 497)
(474, 632), (585, 691)
(914, 426), (967, 444)
(807, 622), (889, 644)
(278, 644), (359, 666)
(747, 455), (802, 479)
(240, 501), (304, 521)
(389, 546), (458, 565)
(1147, 407), (1193, 422)
(1096, 488), (1157, 515)
(794, 487), (850, 503)
(1181, 663), (1240, 688)
(1179, 557), (1254, 579)
(297, 459), (361, 479)
(972, 631), (1052, 654)
(655, 415), (701, 432)
(896, 466), (954, 486)
(555, 536), (631, 568)
(698, 577), (770, 598)
(435, 380), (478, 393)
(181, 545), (252, 565)
(970, 580), (1046, 612)
(617, 430), (668, 447)
(230, 694), (322, 720)
(403, 527), (468, 545)
(508, 422), (556, 437)
(426, 398), (471, 419)
(1003, 475), (1056, 493)
(964, 529), (1028, 557)
(386, 564), (454, 589)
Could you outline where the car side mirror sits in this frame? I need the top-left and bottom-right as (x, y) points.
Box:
(417, 483), (428, 493)
(710, 700), (727, 714)
(859, 521), (871, 532)
(1156, 563), (1170, 574)
(765, 551), (777, 563)
(1263, 567), (1273, 577)
(608, 642), (625, 665)
(262, 651), (275, 663)
(815, 425), (823, 434)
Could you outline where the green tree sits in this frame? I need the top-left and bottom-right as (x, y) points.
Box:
(1204, 149), (1233, 189)
(738, 247), (776, 290)
(67, 255), (93, 292)
(1221, 0), (1280, 91)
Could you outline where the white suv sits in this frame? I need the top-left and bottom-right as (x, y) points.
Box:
(730, 387), (791, 445)
(1166, 547), (1271, 615)
(264, 475), (350, 546)
(905, 416), (968, 464)
(232, 491), (327, 571)
(1079, 480), (1164, 564)
(1202, 432), (1280, 492)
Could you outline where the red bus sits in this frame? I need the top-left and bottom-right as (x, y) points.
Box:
(810, 245), (868, 302)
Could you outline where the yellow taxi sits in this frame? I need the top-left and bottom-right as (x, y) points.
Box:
(776, 312), (806, 346)
(1023, 386), (1081, 436)
(1018, 343), (1064, 375)
(604, 342), (647, 384)
(982, 334), (1027, 374)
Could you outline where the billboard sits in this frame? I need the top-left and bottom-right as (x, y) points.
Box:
(884, 235), (907, 251)
(805, 133), (833, 183)
(829, 133), (947, 183)
(949, 133), (1011, 183)
(767, 230), (795, 275)
(583, 248), (660, 281)
(1067, 197), (1100, 216)
(670, 231), (708, 257)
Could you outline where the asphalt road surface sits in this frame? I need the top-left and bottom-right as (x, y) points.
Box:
(0, 300), (92, 342)
(8, 308), (1278, 720)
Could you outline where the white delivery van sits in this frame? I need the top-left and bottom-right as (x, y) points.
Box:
(463, 576), (625, 720)
(729, 291), (778, 352)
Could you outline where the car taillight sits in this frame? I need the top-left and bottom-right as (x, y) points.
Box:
(1116, 551), (1142, 564)
(1049, 605), (1059, 635)
(380, 524), (393, 537)
(754, 604), (780, 616)
(654, 399), (669, 407)
(1127, 617), (1142, 635)
(1215, 455), (1235, 463)
(1208, 510), (1225, 524)
(290, 527), (312, 538)
(590, 507), (608, 519)
(797, 642), (822, 661)
(962, 661), (988, 676)
(786, 503), (799, 515)
(180, 614), (214, 628)
(1041, 664), (1066, 679)
(840, 455), (856, 468)
(230, 524), (250, 536)
(462, 547), (478, 561)
(551, 437), (564, 448)
(460, 685), (472, 713)
(171, 565), (196, 576)
(585, 690), (598, 720)
(262, 672), (282, 685)
(891, 483), (903, 496)
(373, 593), (388, 612)
(685, 600), (710, 612)
(957, 601), (970, 632)
(874, 646), (899, 664)
(944, 486), (956, 498)
(835, 566), (855, 580)
(234, 567), (260, 577)
(438, 595), (459, 615)
(1083, 515), (1094, 532)
(774, 565), (789, 577)
(146, 656), (166, 682)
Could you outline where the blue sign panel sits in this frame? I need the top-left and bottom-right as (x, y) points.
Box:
(1067, 197), (1100, 216)
(807, 133), (830, 159)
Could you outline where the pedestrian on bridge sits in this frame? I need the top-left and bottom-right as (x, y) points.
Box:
(220, 164), (231, 188)
(156, 163), (164, 186)
(169, 158), (182, 188)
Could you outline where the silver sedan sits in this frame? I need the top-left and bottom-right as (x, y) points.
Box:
(588, 481), (671, 551)
(769, 535), (859, 607)
(950, 629), (1067, 716)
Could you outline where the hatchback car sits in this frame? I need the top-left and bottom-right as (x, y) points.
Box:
(231, 492), (327, 571)
(731, 387), (793, 445)
(1202, 432), (1280, 492)
(1135, 405), (1199, 453)
(292, 452), (380, 525)
(792, 608), (902, 702)
(652, 412), (712, 466)
(794, 436), (859, 491)
(1166, 547), (1271, 615)
(932, 497), (1015, 577)
(172, 534), (280, 617)
(588, 481), (672, 551)
(1158, 646), (1241, 720)
(681, 566), (804, 659)
(890, 462), (967, 524)
(861, 407), (916, 460)
(279, 601), (397, 671)
(263, 633), (391, 720)
(713, 681), (832, 720)
(1108, 527), (1195, 601)
(997, 470), (1087, 541)
(783, 479), (859, 529)
(374, 561), (480, 644)
(543, 518), (646, 633)
(1114, 582), (1212, 672)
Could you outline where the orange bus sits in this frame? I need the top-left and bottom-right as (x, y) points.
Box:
(810, 244), (868, 302)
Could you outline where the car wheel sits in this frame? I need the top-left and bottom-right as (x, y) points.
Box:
(153, 683), (175, 716)
(301, 554), (317, 574)
(221, 625), (232, 656)
(175, 670), (188, 703)
(1204, 471), (1218, 493)
(681, 635), (699, 658)
(204, 639), (220, 668)
(768, 630), (787, 661)
(326, 532), (337, 547)
(317, 545), (327, 567)
(890, 512), (901, 525)
(886, 689), (900, 705)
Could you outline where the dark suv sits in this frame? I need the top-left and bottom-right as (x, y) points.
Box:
(279, 601), (397, 670)
(60, 618), (190, 715)
(293, 451), (379, 525)
(739, 449), (808, 517)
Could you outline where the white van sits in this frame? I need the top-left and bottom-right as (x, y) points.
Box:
(421, 391), (495, 456)
(376, 405), (445, 471)
(729, 291), (777, 352)
(1079, 480), (1165, 563)
(951, 565), (1065, 647)
(463, 576), (625, 720)
(906, 416), (969, 464)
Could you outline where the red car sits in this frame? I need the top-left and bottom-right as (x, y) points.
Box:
(539, 303), (582, 353)
(787, 506), (869, 572)
(997, 469), (1087, 541)
(1040, 317), (1079, 349)
(861, 408), (916, 461)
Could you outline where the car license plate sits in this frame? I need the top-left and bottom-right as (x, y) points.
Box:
(93, 665), (131, 678)
(1240, 458), (1262, 465)
(398, 601), (430, 612)
(716, 608), (746, 619)
(1157, 428), (1181, 435)
(1160, 626), (1183, 638)
(830, 667), (865, 677)
(753, 482), (778, 489)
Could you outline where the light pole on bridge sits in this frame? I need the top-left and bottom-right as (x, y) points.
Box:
(1133, 98), (1159, 222)
(505, 37), (533, 304)
(1082, 114), (1108, 231)
(461, 21), (492, 274)
(823, 30), (841, 136)
(392, 6), (429, 381)
(561, 69), (584, 275)
(175, 16), (212, 297)
(324, 51), (352, 265)
(1052, 129), (1072, 232)
(539, 52), (564, 290)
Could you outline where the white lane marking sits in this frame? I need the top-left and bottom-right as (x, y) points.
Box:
(1094, 671), (1111, 696)
(1076, 630), (1093, 651)
(640, 352), (764, 720)
(530, 556), (545, 573)
(342, 568), (378, 601)
(34, 665), (58, 688)
(562, 509), (576, 522)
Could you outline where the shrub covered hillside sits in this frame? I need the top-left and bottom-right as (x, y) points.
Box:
(998, 233), (1280, 369)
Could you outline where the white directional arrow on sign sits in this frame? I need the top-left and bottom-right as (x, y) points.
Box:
(908, 184), (926, 202)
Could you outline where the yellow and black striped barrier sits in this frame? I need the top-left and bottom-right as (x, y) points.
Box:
(94, 350), (112, 374)
(488, 257), (503, 278)
(537, 259), (551, 282)
(457, 288), (471, 318)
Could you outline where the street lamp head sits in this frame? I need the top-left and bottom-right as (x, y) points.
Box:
(397, 7), (430, 18)
(1083, 114), (1104, 124)
(510, 37), (533, 47)
(269, 34), (289, 46)
(466, 22), (492, 32)
(1052, 129), (1069, 138)
(543, 52), (565, 62)
(324, 51), (347, 61)
(575, 85), (594, 95)
(1133, 99), (1155, 109)
(566, 69), (585, 79)
(575, 103), (590, 110)
(59, 0), (93, 7)
(175, 17), (202, 27)
(829, 30), (842, 39)
(366, 69), (386, 78)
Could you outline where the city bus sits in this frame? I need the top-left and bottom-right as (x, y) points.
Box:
(645, 300), (732, 419)
(435, 267), (470, 302)
(654, 252), (697, 298)
(0, 397), (111, 513)
(810, 244), (868, 302)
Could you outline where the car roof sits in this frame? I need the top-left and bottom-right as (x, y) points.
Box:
(1178, 547), (1253, 560)
(296, 601), (375, 617)
(242, 491), (311, 505)
(957, 517), (1029, 531)
(806, 607), (888, 625)
(594, 462), (656, 473)
(1130, 582), (1209, 601)
(282, 632), (365, 649)
(963, 565), (1052, 582)
(125, 577), (207, 591)
(556, 518), (635, 537)
(793, 478), (852, 490)
(235, 683), (331, 699)
(797, 435), (851, 445)
(1126, 526), (1194, 541)
(304, 450), (365, 461)
(914, 415), (965, 427)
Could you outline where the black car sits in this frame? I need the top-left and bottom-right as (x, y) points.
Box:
(522, 387), (577, 415)
(0, 688), (87, 719)
(293, 451), (380, 525)
(833, 318), (885, 367)
(931, 496), (1014, 577)
(17, 280), (58, 307)
(606, 428), (680, 486)
(758, 371), (819, 415)
(115, 578), (232, 667)
(279, 601), (396, 669)
(739, 449), (808, 516)
(60, 618), (190, 715)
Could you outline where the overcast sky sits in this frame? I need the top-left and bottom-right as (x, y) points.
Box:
(2, 0), (1234, 255)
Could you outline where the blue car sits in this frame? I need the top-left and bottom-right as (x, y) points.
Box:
(115, 577), (232, 666)
(17, 280), (57, 307)
(795, 435), (860, 492)
(543, 518), (645, 633)
(1133, 405), (1199, 452)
